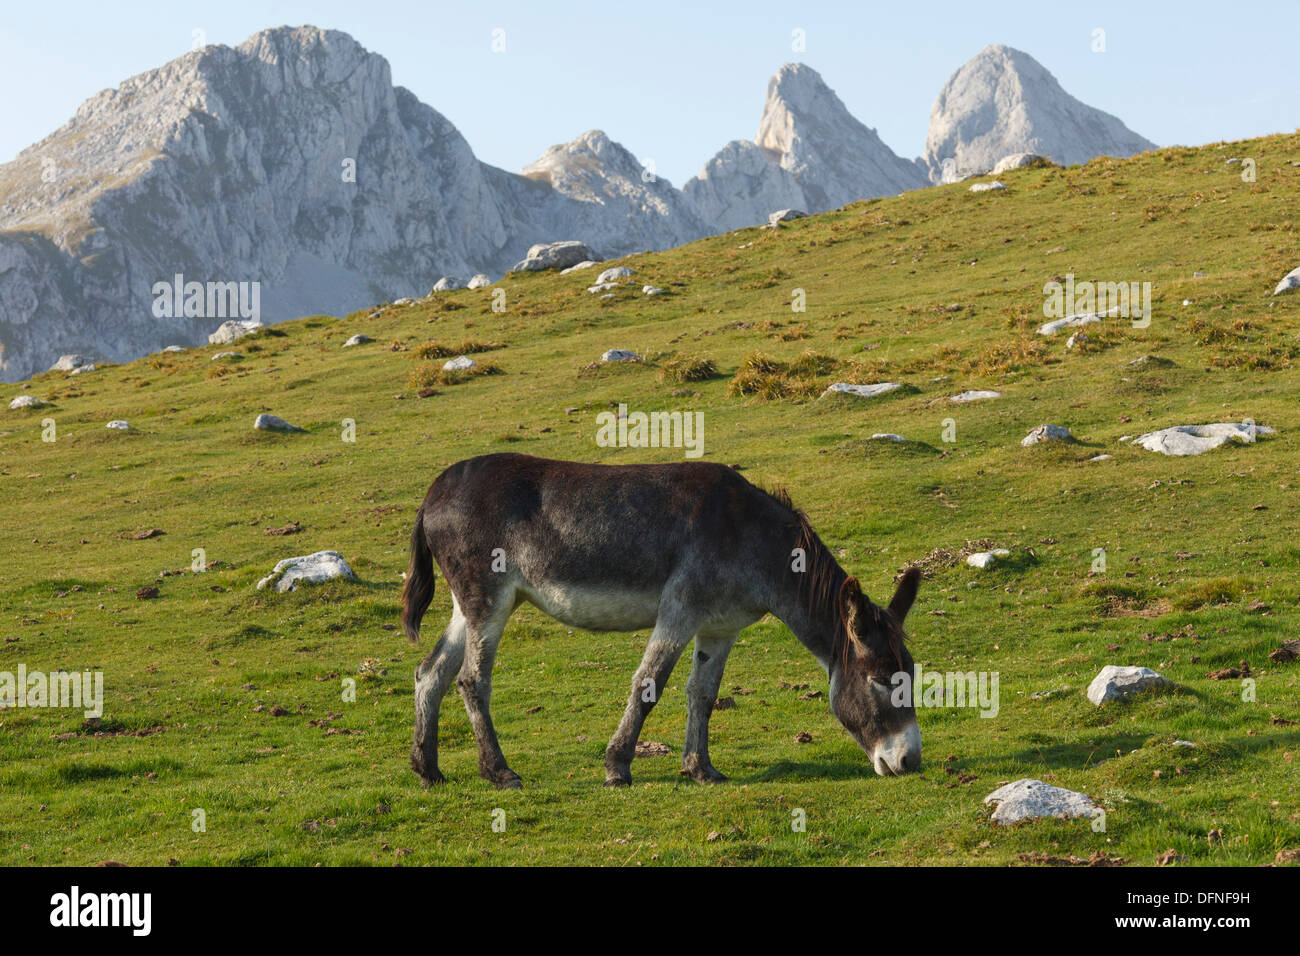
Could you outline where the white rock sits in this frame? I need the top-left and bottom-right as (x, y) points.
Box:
(968, 180), (1007, 192)
(822, 382), (902, 399)
(600, 293), (615, 300)
(596, 266), (634, 283)
(256, 550), (356, 593)
(1089, 454), (1113, 461)
(1065, 332), (1086, 350)
(211, 351), (240, 361)
(1086, 665), (1173, 705)
(600, 349), (640, 363)
(442, 356), (476, 371)
(587, 282), (619, 293)
(162, 345), (186, 352)
(342, 334), (373, 347)
(9, 395), (44, 409)
(950, 389), (1000, 402)
(1021, 423), (1072, 446)
(767, 208), (808, 225)
(105, 420), (130, 430)
(1272, 266), (1300, 295)
(966, 552), (997, 569)
(1037, 307), (1123, 336)
(511, 241), (603, 273)
(1172, 740), (1197, 748)
(1133, 421), (1275, 456)
(393, 297), (414, 306)
(430, 276), (464, 292)
(50, 354), (86, 372)
(642, 285), (665, 295)
(870, 433), (906, 442)
(559, 261), (598, 274)
(67, 363), (96, 375)
(207, 320), (261, 345)
(983, 779), (1096, 825)
(466, 274), (491, 289)
(991, 152), (1047, 174)
(253, 413), (305, 433)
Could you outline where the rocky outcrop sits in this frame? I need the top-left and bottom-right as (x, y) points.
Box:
(924, 45), (1155, 184)
(685, 64), (926, 229)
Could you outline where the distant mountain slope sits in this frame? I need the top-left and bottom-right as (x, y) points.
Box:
(0, 31), (1161, 380)
(923, 44), (1156, 183)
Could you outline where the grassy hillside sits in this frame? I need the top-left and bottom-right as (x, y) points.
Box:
(2, 134), (1298, 866)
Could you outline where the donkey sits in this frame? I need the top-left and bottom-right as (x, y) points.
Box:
(402, 453), (922, 789)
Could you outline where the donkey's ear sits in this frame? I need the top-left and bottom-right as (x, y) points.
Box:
(888, 566), (922, 622)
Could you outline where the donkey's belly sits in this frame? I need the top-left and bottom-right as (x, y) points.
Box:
(518, 581), (661, 632)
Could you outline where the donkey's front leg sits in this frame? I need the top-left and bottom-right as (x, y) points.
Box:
(682, 631), (738, 783)
(605, 615), (693, 787)
(457, 607), (522, 790)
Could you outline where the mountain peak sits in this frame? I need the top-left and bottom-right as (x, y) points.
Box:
(924, 44), (1155, 182)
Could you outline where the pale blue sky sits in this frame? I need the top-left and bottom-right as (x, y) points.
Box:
(1, 0), (1295, 186)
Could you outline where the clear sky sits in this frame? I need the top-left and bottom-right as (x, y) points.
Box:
(1, 0), (1295, 186)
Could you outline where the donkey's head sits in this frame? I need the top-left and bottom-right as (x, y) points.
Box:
(828, 567), (922, 776)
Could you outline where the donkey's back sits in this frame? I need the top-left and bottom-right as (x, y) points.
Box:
(405, 453), (780, 637)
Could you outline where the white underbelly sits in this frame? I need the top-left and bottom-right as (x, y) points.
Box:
(519, 582), (661, 632)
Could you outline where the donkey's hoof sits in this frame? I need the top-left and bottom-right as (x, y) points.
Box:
(416, 768), (447, 787)
(685, 767), (729, 784)
(604, 767), (632, 787)
(483, 769), (523, 790)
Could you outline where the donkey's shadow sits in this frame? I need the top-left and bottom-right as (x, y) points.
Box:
(743, 758), (880, 784)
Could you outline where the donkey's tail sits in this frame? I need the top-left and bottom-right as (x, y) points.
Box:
(401, 506), (435, 643)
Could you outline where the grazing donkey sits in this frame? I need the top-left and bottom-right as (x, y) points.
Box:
(402, 453), (922, 789)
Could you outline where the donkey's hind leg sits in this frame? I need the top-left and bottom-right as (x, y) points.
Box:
(457, 601), (522, 790)
(605, 607), (696, 786)
(411, 602), (468, 785)
(682, 631), (739, 783)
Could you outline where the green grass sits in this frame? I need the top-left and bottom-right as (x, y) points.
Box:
(2, 135), (1299, 866)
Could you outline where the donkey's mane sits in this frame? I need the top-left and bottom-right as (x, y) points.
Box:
(761, 483), (907, 672)
(761, 484), (845, 633)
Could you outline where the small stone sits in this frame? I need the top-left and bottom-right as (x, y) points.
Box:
(595, 266), (634, 284)
(254, 414), (305, 433)
(342, 334), (373, 347)
(430, 276), (464, 292)
(1021, 424), (1072, 446)
(466, 274), (492, 289)
(1272, 267), (1300, 295)
(442, 356), (476, 371)
(1086, 665), (1173, 705)
(600, 349), (640, 363)
(1134, 421), (1275, 456)
(9, 396), (45, 410)
(968, 180), (1007, 192)
(207, 320), (261, 345)
(950, 390), (1000, 402)
(256, 550), (356, 592)
(983, 779), (1095, 825)
(642, 285), (665, 296)
(822, 382), (902, 399)
(105, 420), (130, 431)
